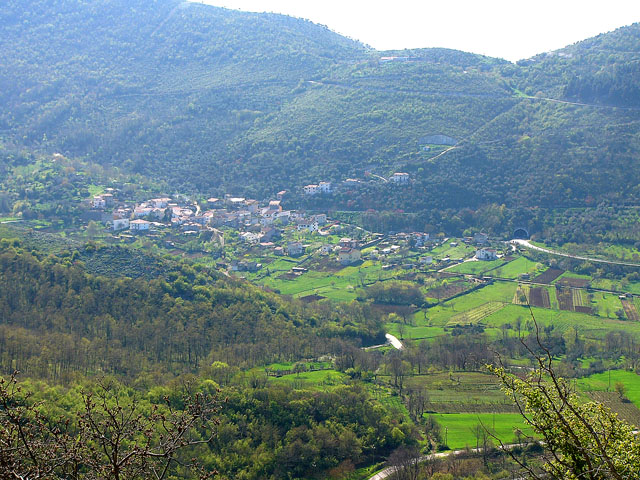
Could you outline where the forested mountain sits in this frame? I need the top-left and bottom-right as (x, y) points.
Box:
(2, 0), (640, 213)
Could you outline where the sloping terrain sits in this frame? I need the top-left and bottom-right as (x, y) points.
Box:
(1, 0), (640, 211)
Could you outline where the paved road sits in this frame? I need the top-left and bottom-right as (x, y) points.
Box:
(369, 447), (485, 480)
(385, 333), (403, 350)
(512, 239), (640, 268)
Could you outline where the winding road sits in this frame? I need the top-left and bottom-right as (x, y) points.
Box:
(385, 333), (403, 350)
(368, 446), (495, 480)
(512, 239), (640, 268)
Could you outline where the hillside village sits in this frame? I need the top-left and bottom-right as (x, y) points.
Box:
(87, 177), (503, 282)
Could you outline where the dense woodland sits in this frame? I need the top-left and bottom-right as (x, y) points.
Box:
(2, 1), (640, 219)
(0, 239), (386, 379)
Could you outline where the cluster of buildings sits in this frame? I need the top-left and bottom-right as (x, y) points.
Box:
(89, 190), (368, 266)
(89, 187), (497, 273)
(302, 181), (333, 196)
(301, 172), (411, 197)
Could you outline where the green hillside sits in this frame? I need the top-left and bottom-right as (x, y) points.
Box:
(2, 1), (640, 225)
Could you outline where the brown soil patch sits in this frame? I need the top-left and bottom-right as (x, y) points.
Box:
(556, 286), (574, 311)
(532, 268), (564, 284)
(557, 277), (590, 288)
(529, 287), (550, 308)
(278, 272), (298, 280)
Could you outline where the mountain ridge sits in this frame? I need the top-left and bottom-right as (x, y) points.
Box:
(2, 1), (640, 215)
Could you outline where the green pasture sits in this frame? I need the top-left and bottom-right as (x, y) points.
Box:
(432, 413), (534, 450)
(482, 304), (640, 339)
(429, 241), (475, 260)
(554, 271), (591, 285)
(269, 369), (348, 388)
(590, 291), (625, 319)
(366, 384), (411, 420)
(404, 372), (507, 405)
(577, 370), (640, 407)
(254, 259), (405, 301)
(385, 322), (445, 340)
(261, 361), (331, 371)
(87, 184), (105, 196)
(256, 269), (360, 300)
(425, 281), (516, 326)
(548, 286), (559, 309)
(591, 278), (640, 295)
(446, 258), (505, 275)
(491, 256), (545, 279)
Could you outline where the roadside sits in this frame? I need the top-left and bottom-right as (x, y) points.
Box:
(512, 239), (640, 268)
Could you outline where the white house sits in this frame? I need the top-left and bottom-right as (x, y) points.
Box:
(133, 206), (153, 218)
(112, 218), (130, 231)
(296, 218), (319, 233)
(338, 247), (361, 265)
(92, 196), (106, 209)
(303, 184), (319, 195)
(475, 248), (498, 261)
(390, 172), (410, 184)
(130, 219), (151, 231)
(150, 197), (171, 208)
(339, 237), (358, 249)
(319, 244), (332, 255)
(413, 232), (430, 247)
(318, 181), (332, 194)
(240, 232), (261, 244)
(419, 256), (433, 265)
(245, 199), (260, 213)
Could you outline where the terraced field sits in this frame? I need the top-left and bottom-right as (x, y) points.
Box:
(587, 391), (640, 427)
(621, 299), (639, 321)
(448, 301), (506, 325)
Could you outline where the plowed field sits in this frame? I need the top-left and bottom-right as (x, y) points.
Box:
(529, 287), (550, 308)
(532, 268), (564, 284)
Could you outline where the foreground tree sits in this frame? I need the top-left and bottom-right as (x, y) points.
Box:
(0, 373), (220, 479)
(489, 314), (640, 479)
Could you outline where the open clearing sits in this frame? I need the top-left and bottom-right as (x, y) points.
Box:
(431, 413), (534, 450)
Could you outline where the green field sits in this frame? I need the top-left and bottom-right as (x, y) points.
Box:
(404, 372), (507, 405)
(591, 278), (640, 295)
(590, 291), (625, 319)
(429, 241), (476, 260)
(481, 304), (640, 339)
(490, 256), (545, 279)
(432, 413), (534, 450)
(446, 258), (506, 275)
(269, 369), (348, 388)
(425, 281), (517, 326)
(577, 370), (640, 407)
(385, 323), (446, 340)
(252, 259), (405, 301)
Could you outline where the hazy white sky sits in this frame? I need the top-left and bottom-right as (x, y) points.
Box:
(196, 0), (640, 61)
